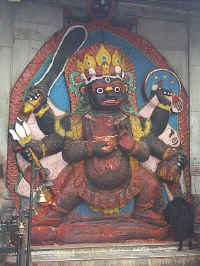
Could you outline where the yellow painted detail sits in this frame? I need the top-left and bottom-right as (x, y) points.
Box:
(76, 44), (127, 78)
(96, 44), (111, 75)
(83, 54), (96, 70)
(23, 97), (41, 113)
(129, 115), (144, 141)
(40, 143), (46, 158)
(77, 59), (85, 73)
(129, 115), (151, 141)
(29, 148), (41, 167)
(55, 118), (82, 140)
(112, 49), (121, 67)
(66, 119), (82, 139)
(143, 119), (151, 136)
(105, 86), (113, 91)
(35, 105), (49, 118)
(158, 103), (171, 112)
(55, 119), (65, 137)
(18, 135), (32, 146)
(23, 103), (35, 113)
(91, 206), (120, 215)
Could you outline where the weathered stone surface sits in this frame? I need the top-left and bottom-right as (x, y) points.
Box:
(190, 68), (200, 112)
(137, 19), (188, 90)
(0, 47), (11, 160)
(0, 0), (13, 47)
(138, 19), (187, 51)
(193, 195), (200, 228)
(190, 17), (200, 67)
(158, 49), (188, 90)
(14, 2), (62, 27)
(5, 242), (200, 266)
(190, 112), (200, 193)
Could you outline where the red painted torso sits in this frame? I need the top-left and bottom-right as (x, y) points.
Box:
(83, 113), (130, 190)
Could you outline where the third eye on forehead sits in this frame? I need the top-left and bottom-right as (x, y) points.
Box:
(91, 79), (123, 91)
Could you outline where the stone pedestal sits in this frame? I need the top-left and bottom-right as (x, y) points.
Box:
(5, 241), (200, 266)
(3, 195), (200, 265)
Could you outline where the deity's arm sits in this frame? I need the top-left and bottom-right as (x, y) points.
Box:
(150, 104), (171, 137)
(40, 133), (65, 158)
(19, 132), (65, 162)
(62, 137), (112, 163)
(142, 133), (187, 183)
(119, 134), (150, 162)
(21, 86), (70, 136)
(34, 104), (57, 135)
(62, 138), (93, 163)
(141, 133), (170, 160)
(34, 104), (71, 136)
(116, 116), (150, 162)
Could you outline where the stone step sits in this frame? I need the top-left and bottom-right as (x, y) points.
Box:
(5, 241), (200, 266)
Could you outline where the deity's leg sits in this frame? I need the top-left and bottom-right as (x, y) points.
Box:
(31, 164), (82, 244)
(53, 167), (169, 244)
(132, 166), (167, 227)
(55, 217), (169, 244)
(30, 164), (169, 245)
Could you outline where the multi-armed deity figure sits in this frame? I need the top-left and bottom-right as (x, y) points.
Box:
(8, 6), (189, 245)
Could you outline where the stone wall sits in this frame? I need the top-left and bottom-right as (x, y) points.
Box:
(190, 17), (200, 193)
(0, 0), (63, 167)
(190, 16), (200, 232)
(0, 0), (199, 233)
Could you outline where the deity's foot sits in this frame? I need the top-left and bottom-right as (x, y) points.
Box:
(30, 217), (169, 245)
(31, 225), (57, 245)
(132, 209), (168, 227)
(32, 207), (62, 226)
(56, 218), (169, 244)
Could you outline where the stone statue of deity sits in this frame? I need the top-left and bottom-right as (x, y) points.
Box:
(7, 19), (189, 245)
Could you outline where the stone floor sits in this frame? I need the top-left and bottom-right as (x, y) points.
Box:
(5, 240), (200, 266)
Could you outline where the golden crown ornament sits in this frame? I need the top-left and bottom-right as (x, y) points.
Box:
(76, 44), (126, 85)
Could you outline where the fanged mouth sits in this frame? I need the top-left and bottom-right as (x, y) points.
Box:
(101, 99), (121, 105)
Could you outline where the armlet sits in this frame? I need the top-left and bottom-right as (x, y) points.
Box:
(34, 105), (50, 118)
(55, 118), (82, 139)
(129, 115), (151, 141)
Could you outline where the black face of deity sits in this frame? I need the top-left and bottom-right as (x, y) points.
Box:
(87, 77), (127, 111)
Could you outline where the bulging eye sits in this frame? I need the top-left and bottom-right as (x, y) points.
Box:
(114, 86), (121, 93)
(96, 87), (104, 94)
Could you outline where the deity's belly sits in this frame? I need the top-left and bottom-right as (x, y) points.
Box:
(85, 150), (130, 190)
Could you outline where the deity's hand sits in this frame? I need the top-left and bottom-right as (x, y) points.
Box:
(9, 119), (35, 162)
(150, 83), (183, 113)
(22, 86), (47, 115)
(151, 84), (172, 106)
(156, 149), (187, 183)
(91, 139), (116, 157)
(176, 150), (187, 169)
(114, 119), (137, 153)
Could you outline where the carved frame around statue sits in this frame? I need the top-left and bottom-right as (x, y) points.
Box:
(7, 0), (190, 245)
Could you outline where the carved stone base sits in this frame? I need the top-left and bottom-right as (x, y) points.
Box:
(5, 241), (200, 266)
(4, 196), (200, 265)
